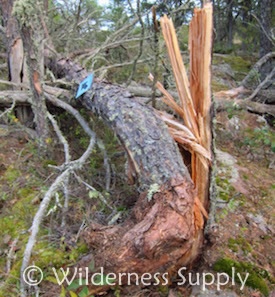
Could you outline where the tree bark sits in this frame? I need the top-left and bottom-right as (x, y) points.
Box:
(259, 0), (273, 79)
(13, 0), (50, 148)
(0, 0), (33, 126)
(43, 4), (214, 293)
(226, 0), (234, 49)
(44, 55), (205, 293)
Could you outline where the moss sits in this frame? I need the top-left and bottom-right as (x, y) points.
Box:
(222, 56), (251, 73)
(0, 191), (38, 237)
(17, 187), (36, 198)
(228, 237), (252, 254)
(4, 165), (21, 183)
(213, 258), (270, 296)
(216, 176), (235, 202)
(212, 80), (229, 92)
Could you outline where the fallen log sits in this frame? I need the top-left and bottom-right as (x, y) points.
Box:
(44, 55), (202, 295)
(2, 3), (215, 294)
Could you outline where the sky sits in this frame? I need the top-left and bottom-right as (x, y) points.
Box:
(97, 0), (110, 6)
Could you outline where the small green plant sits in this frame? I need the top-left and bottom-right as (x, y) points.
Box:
(213, 258), (271, 296)
(243, 127), (275, 153)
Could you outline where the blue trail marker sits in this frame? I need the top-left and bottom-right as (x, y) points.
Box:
(75, 73), (94, 99)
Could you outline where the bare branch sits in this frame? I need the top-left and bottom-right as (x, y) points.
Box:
(45, 93), (111, 191)
(0, 98), (16, 119)
(241, 51), (275, 88)
(20, 137), (95, 297)
(245, 67), (275, 101)
(0, 63), (7, 70)
(47, 112), (71, 162)
(0, 79), (29, 89)
(45, 93), (95, 138)
(73, 173), (114, 211)
(0, 25), (5, 34)
(251, 13), (275, 45)
(47, 111), (71, 228)
(126, 0), (145, 85)
(94, 58), (151, 73)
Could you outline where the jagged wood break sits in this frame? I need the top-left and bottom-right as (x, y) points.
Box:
(44, 3), (213, 295)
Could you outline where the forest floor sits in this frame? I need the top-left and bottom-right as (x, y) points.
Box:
(0, 55), (274, 297)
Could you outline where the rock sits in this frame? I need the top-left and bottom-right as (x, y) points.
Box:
(191, 288), (239, 297)
(212, 63), (235, 79)
(246, 213), (274, 234)
(216, 149), (239, 184)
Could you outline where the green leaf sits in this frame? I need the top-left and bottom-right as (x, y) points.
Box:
(69, 291), (78, 297)
(264, 138), (270, 145)
(67, 279), (84, 290)
(79, 286), (89, 297)
(45, 275), (59, 284)
(60, 286), (66, 297)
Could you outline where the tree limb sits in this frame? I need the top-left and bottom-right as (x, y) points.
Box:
(251, 13), (275, 45)
(215, 97), (275, 117)
(245, 67), (275, 101)
(240, 51), (275, 88)
(20, 137), (95, 297)
(0, 98), (16, 119)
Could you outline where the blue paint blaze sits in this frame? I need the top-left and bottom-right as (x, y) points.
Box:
(76, 73), (94, 99)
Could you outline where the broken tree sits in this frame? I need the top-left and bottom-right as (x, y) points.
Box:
(43, 3), (214, 295)
(2, 1), (214, 295)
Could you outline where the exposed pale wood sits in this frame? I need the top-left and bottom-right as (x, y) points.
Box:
(153, 4), (213, 231)
(160, 15), (199, 139)
(189, 3), (213, 210)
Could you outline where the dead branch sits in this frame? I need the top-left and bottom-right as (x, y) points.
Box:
(126, 0), (145, 85)
(45, 93), (96, 139)
(245, 67), (275, 101)
(45, 93), (111, 187)
(241, 51), (275, 88)
(94, 58), (151, 74)
(20, 137), (95, 297)
(73, 173), (114, 211)
(47, 111), (71, 228)
(47, 112), (71, 162)
(0, 98), (16, 119)
(215, 97), (275, 117)
(0, 79), (29, 89)
(251, 13), (275, 46)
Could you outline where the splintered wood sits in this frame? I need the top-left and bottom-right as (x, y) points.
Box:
(150, 3), (213, 230)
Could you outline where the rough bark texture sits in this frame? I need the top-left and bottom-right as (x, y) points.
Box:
(0, 0), (33, 126)
(259, 0), (274, 80)
(46, 57), (189, 188)
(45, 56), (202, 294)
(13, 0), (49, 147)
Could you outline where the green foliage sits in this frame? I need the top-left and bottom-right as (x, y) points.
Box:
(4, 165), (21, 183)
(222, 56), (252, 73)
(216, 176), (235, 202)
(177, 25), (189, 51)
(243, 127), (275, 153)
(213, 258), (271, 296)
(211, 80), (229, 92)
(227, 237), (252, 254)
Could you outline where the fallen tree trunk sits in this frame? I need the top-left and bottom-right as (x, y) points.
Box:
(45, 57), (200, 295)
(2, 4), (214, 294)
